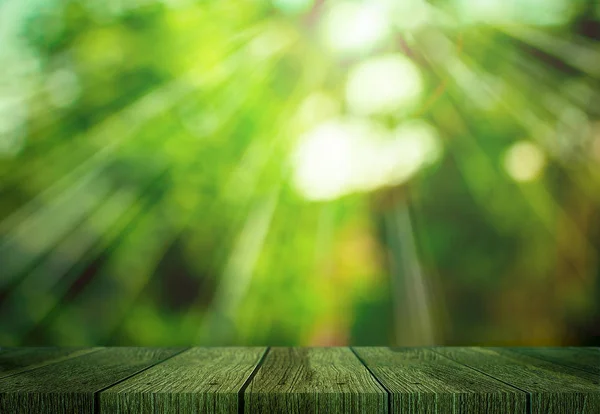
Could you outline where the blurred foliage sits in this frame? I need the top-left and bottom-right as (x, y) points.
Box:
(0, 0), (599, 346)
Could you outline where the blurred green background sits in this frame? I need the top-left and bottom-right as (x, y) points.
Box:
(0, 0), (599, 346)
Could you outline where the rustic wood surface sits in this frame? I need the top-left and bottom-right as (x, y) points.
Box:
(0, 347), (99, 379)
(435, 347), (600, 414)
(0, 347), (182, 413)
(512, 347), (600, 375)
(100, 347), (266, 414)
(0, 347), (597, 413)
(244, 347), (387, 414)
(353, 347), (528, 413)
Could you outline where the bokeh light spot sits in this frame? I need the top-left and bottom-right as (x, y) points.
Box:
(292, 119), (360, 201)
(321, 1), (391, 56)
(503, 141), (547, 182)
(383, 120), (443, 185)
(345, 54), (423, 116)
(292, 118), (442, 200)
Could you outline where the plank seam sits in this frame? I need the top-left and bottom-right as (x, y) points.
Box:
(350, 347), (392, 414)
(429, 348), (532, 414)
(92, 348), (189, 414)
(0, 348), (103, 380)
(238, 347), (270, 414)
(512, 349), (600, 376)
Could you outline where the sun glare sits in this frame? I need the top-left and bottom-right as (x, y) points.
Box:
(292, 118), (442, 201)
(321, 1), (392, 56)
(503, 141), (547, 182)
(345, 54), (424, 116)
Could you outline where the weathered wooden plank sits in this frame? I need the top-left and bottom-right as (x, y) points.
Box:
(513, 347), (600, 375)
(491, 348), (600, 383)
(353, 347), (527, 413)
(244, 347), (387, 414)
(99, 347), (266, 414)
(0, 347), (182, 414)
(435, 347), (600, 414)
(0, 347), (100, 379)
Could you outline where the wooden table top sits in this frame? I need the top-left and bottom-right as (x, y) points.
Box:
(0, 347), (598, 413)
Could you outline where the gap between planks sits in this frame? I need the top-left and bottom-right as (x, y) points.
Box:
(350, 347), (392, 414)
(428, 348), (533, 414)
(93, 347), (543, 414)
(5, 347), (596, 414)
(92, 347), (190, 414)
(237, 347), (271, 414)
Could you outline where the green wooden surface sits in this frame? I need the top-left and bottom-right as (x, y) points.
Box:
(513, 347), (600, 375)
(0, 347), (99, 379)
(353, 347), (527, 413)
(0, 347), (598, 413)
(0, 347), (182, 413)
(435, 347), (600, 414)
(99, 347), (266, 414)
(244, 347), (387, 414)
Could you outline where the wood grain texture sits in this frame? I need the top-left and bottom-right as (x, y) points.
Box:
(99, 347), (266, 414)
(0, 347), (182, 414)
(513, 347), (600, 375)
(435, 347), (600, 414)
(0, 347), (100, 379)
(353, 347), (527, 413)
(244, 347), (387, 414)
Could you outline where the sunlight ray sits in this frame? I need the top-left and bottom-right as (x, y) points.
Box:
(0, 20), (264, 187)
(313, 203), (337, 269)
(0, 166), (113, 289)
(0, 29), (267, 293)
(462, 43), (600, 199)
(429, 93), (598, 281)
(499, 25), (600, 79)
(20, 172), (171, 344)
(0, 186), (138, 344)
(196, 186), (281, 344)
(384, 196), (436, 346)
(177, 53), (318, 337)
(1, 0), (596, 349)
(413, 26), (597, 265)
(55, 39), (306, 344)
(0, 75), (187, 288)
(414, 25), (600, 201)
(0, 75), (196, 235)
(0, 22), (262, 236)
